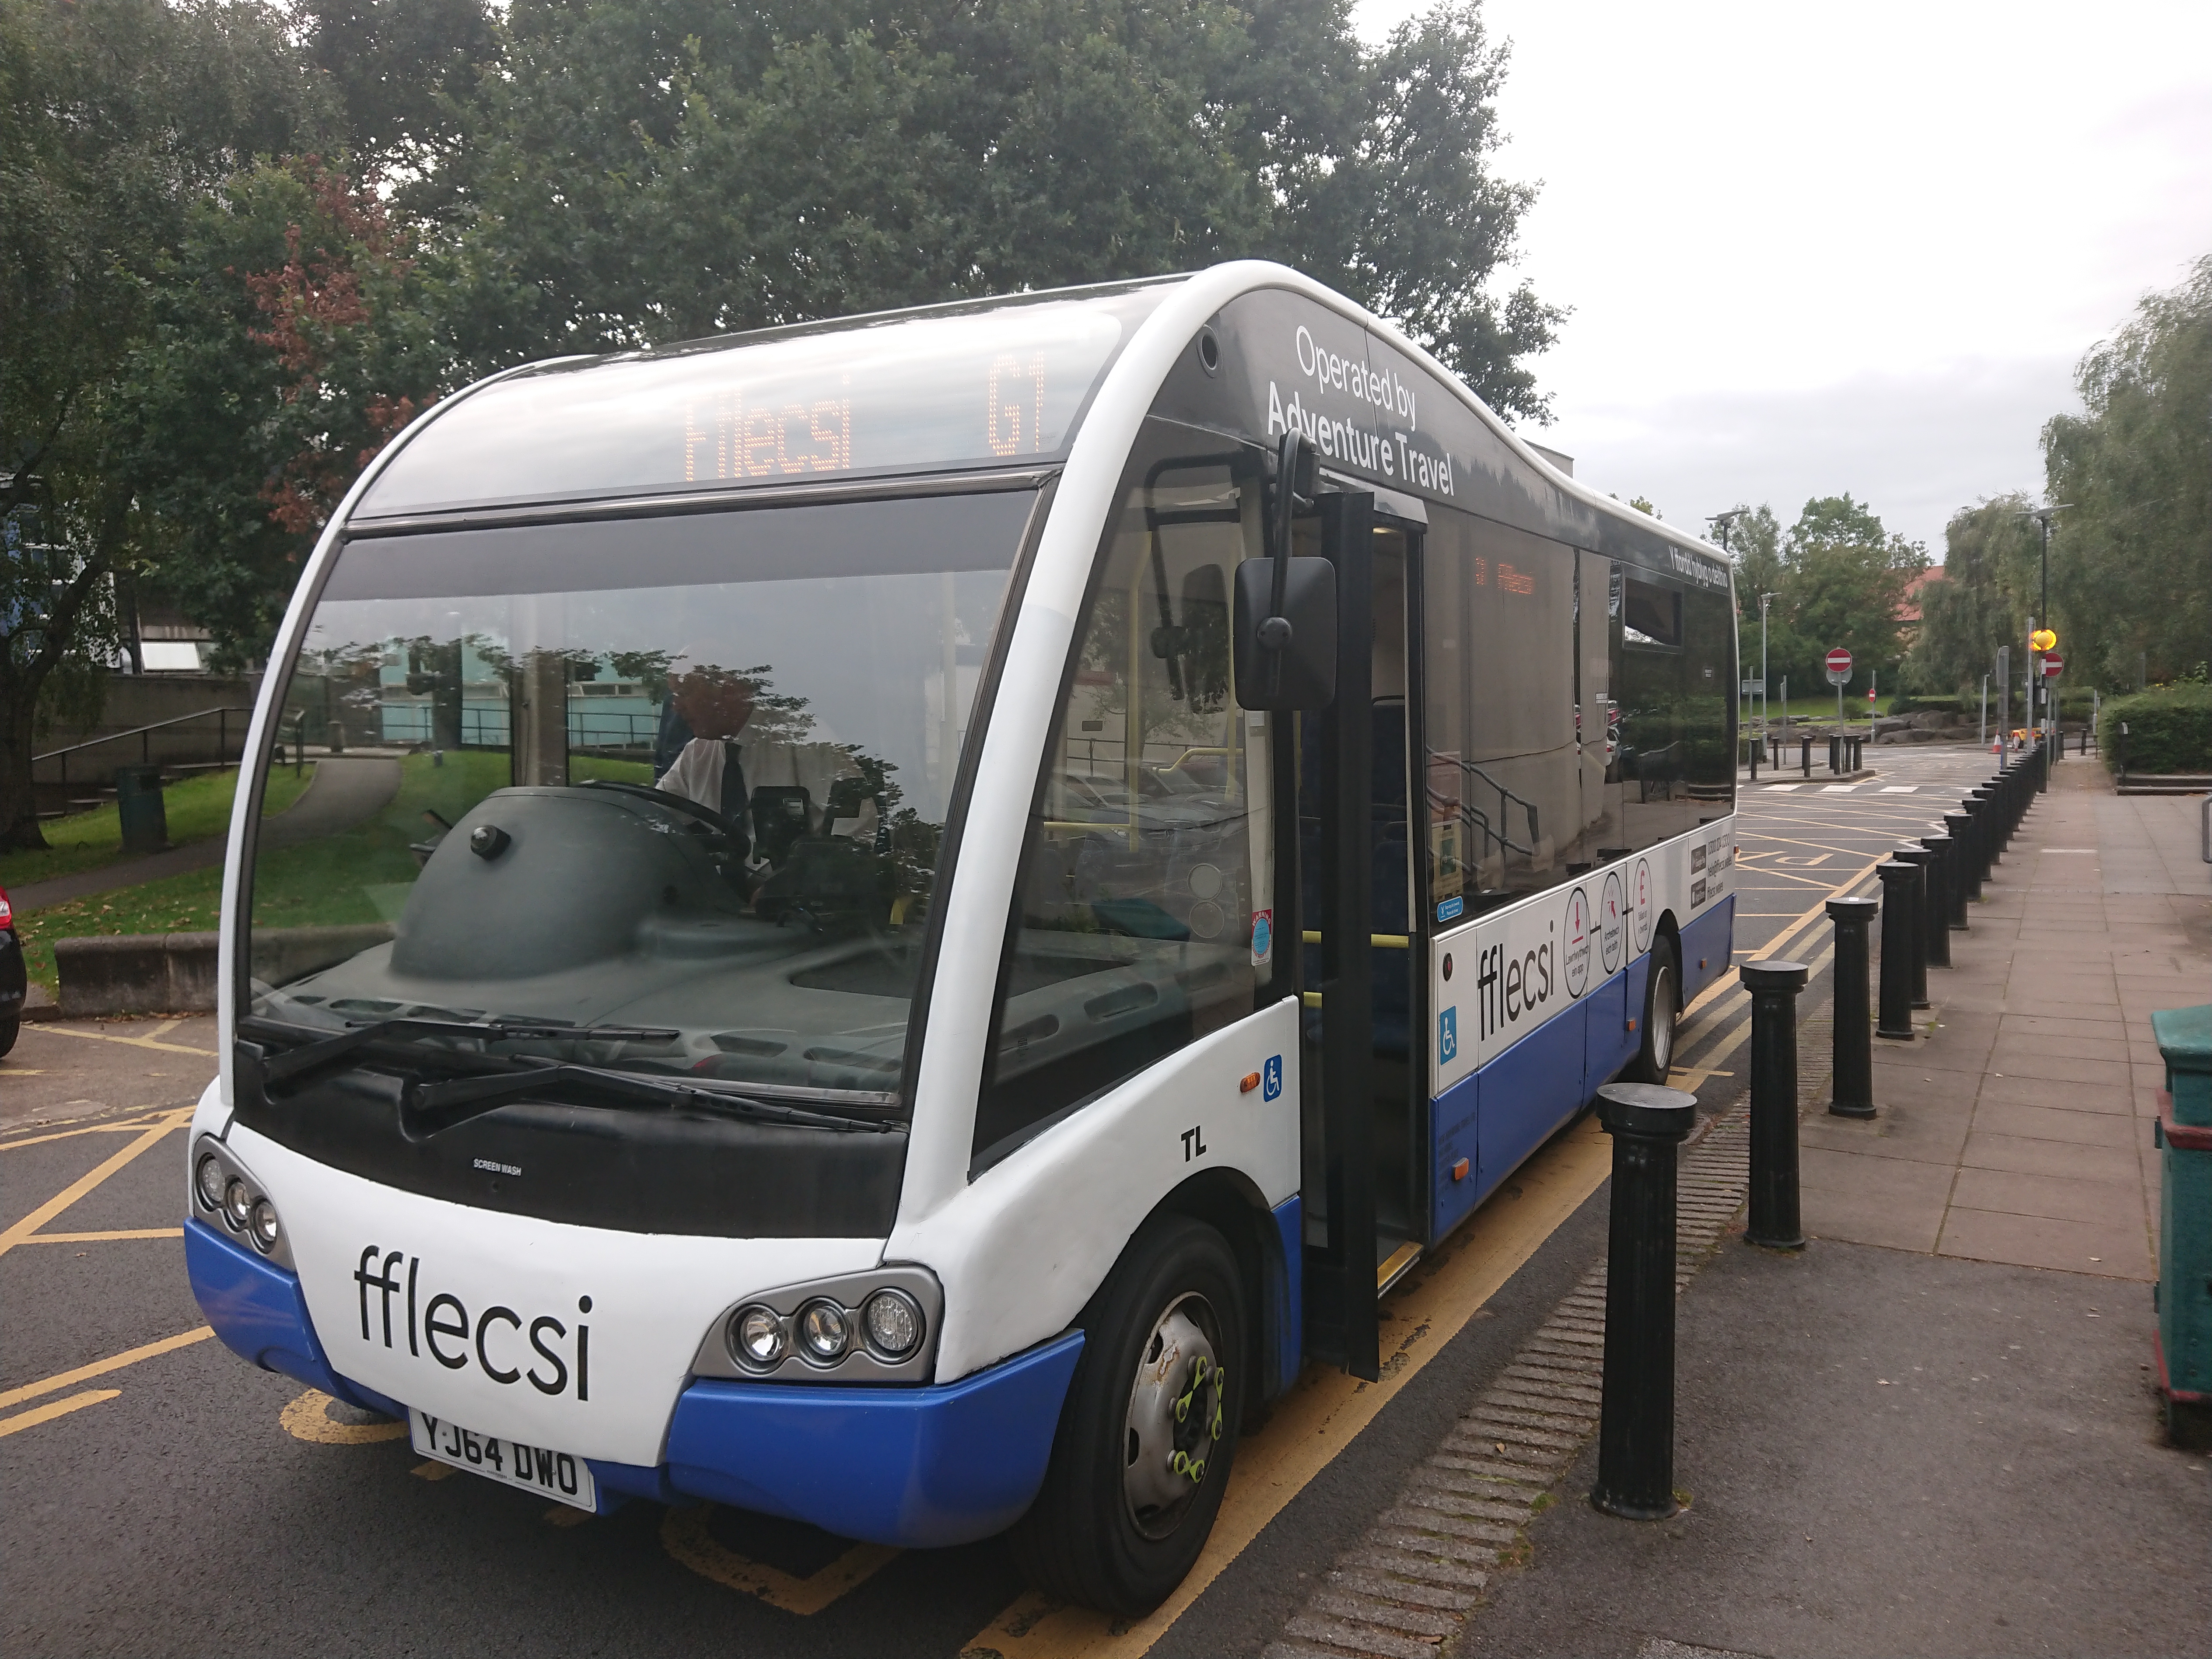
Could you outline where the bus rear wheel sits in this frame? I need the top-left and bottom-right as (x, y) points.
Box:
(1011, 1214), (1246, 1616)
(1625, 936), (1679, 1084)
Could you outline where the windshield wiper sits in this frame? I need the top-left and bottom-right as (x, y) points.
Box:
(247, 1016), (681, 1087)
(400, 1062), (894, 1138)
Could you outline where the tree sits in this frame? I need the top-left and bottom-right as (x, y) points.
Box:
(1768, 494), (1926, 704)
(299, 0), (497, 168)
(1716, 502), (1782, 692)
(422, 0), (1561, 418)
(2042, 254), (2211, 688)
(1, 0), (331, 850)
(1907, 494), (2038, 696)
(123, 159), (447, 662)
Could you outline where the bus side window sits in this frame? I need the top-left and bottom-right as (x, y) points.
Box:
(1578, 552), (1621, 860)
(1421, 508), (1578, 910)
(971, 447), (1274, 1171)
(1615, 571), (1696, 844)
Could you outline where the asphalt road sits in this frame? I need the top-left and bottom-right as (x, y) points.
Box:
(0, 745), (1999, 1659)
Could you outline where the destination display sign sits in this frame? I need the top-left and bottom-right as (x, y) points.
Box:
(357, 293), (1156, 518)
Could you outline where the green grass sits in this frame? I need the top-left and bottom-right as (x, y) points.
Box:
(2, 765), (316, 892)
(14, 752), (660, 995)
(15, 864), (228, 996)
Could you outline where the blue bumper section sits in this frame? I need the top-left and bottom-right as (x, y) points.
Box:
(188, 1214), (1084, 1544)
(184, 1218), (397, 1410)
(665, 1330), (1085, 1548)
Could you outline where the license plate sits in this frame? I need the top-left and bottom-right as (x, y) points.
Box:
(408, 1409), (597, 1511)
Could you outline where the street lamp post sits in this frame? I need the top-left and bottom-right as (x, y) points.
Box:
(2017, 504), (2069, 744)
(1709, 509), (1749, 770)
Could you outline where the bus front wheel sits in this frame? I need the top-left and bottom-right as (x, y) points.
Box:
(1626, 936), (1679, 1084)
(1011, 1214), (1246, 1616)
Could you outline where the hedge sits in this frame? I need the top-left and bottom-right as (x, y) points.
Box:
(2099, 684), (2212, 775)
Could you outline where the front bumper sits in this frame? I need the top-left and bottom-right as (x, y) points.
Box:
(185, 1217), (1083, 1545)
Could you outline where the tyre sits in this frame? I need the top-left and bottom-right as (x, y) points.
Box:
(1010, 1214), (1246, 1616)
(0, 1018), (16, 1060)
(1624, 936), (1679, 1083)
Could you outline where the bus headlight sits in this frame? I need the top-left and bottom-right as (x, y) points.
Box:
(797, 1299), (849, 1362)
(697, 1269), (940, 1382)
(189, 1135), (294, 1269)
(862, 1289), (922, 1359)
(730, 1305), (787, 1369)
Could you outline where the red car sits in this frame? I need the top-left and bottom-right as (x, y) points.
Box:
(0, 885), (23, 1057)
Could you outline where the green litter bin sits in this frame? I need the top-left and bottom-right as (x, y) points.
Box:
(113, 764), (170, 855)
(2150, 1003), (2212, 1444)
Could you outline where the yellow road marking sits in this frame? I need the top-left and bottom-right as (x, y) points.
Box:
(545, 1505), (593, 1528)
(0, 1110), (191, 1257)
(0, 1389), (122, 1438)
(0, 1113), (183, 1152)
(0, 1326), (216, 1411)
(281, 1388), (410, 1445)
(1, 1069), (47, 1074)
(1666, 1066), (1735, 1088)
(20, 1024), (217, 1057)
(149, 1019), (183, 1039)
(661, 1505), (901, 1614)
(962, 1114), (1615, 1659)
(412, 1460), (457, 1481)
(22, 1228), (185, 1244)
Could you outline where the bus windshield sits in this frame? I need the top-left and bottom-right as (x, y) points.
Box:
(242, 490), (1030, 1107)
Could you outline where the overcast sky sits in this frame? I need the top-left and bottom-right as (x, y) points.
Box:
(1349, 0), (2212, 557)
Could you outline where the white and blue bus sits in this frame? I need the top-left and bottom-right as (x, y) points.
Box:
(186, 261), (1736, 1614)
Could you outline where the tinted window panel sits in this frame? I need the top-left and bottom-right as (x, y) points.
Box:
(1422, 509), (1577, 912)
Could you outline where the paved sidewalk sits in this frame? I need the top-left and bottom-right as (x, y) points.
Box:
(1800, 752), (2207, 1283)
(1451, 753), (2211, 1659)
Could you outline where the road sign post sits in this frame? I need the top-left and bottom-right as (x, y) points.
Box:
(1826, 647), (1852, 732)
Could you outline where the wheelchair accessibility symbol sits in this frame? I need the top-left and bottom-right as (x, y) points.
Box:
(1262, 1055), (1283, 1101)
(1438, 1007), (1459, 1064)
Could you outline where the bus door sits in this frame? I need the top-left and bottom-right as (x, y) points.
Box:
(1293, 489), (1419, 1383)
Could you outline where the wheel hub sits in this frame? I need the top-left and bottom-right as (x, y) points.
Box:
(1122, 1296), (1225, 1538)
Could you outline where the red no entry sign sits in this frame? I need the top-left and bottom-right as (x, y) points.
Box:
(1824, 647), (1852, 685)
(2042, 652), (2064, 678)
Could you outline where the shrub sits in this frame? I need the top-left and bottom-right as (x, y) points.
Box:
(2100, 684), (2212, 774)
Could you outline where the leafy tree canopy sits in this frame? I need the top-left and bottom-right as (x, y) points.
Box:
(423, 0), (1561, 415)
(1723, 495), (1925, 707)
(2040, 254), (2211, 689)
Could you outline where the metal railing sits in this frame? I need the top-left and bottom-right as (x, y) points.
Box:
(1424, 749), (1542, 860)
(32, 705), (256, 791)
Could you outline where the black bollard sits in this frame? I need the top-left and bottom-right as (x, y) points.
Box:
(1590, 1082), (1697, 1521)
(1942, 810), (1975, 920)
(1743, 961), (1809, 1249)
(1966, 788), (1996, 880)
(1826, 897), (1879, 1117)
(1876, 860), (1919, 1040)
(1800, 736), (1812, 777)
(1919, 833), (1953, 968)
(1828, 734), (1840, 774)
(1894, 846), (1933, 1008)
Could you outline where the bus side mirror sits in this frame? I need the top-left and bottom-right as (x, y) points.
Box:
(1233, 433), (1336, 710)
(1234, 558), (1335, 710)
